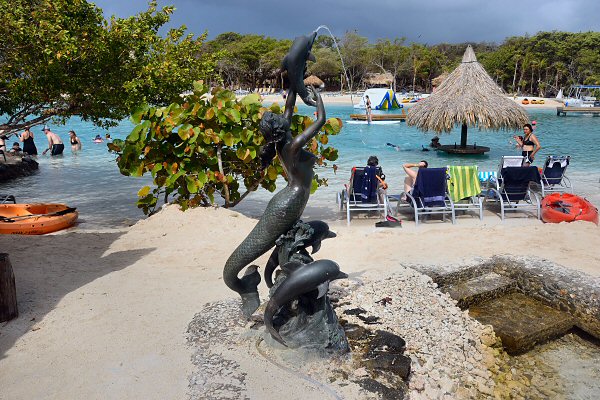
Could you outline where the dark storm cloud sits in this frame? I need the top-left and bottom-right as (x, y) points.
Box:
(93, 0), (600, 44)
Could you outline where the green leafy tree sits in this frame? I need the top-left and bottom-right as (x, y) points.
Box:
(109, 83), (342, 214)
(0, 0), (217, 135)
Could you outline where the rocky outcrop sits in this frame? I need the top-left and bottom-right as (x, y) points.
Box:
(0, 157), (39, 182)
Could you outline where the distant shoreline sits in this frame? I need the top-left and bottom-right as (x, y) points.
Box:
(254, 92), (564, 109)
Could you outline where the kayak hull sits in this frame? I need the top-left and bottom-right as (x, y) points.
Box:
(0, 204), (78, 234)
(541, 193), (599, 225)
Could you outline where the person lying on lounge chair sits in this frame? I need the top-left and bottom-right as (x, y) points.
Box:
(403, 160), (428, 194)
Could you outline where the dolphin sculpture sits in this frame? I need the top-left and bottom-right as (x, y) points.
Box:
(264, 220), (337, 288)
(281, 31), (318, 107)
(264, 259), (348, 346)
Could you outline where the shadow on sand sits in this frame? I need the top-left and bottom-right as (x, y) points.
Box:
(0, 231), (155, 358)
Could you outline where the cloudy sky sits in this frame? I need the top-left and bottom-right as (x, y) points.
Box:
(92, 0), (600, 44)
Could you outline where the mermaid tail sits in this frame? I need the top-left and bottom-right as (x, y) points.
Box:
(223, 186), (309, 317)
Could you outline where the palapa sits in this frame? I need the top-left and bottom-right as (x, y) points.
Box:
(407, 45), (529, 150)
(303, 75), (324, 88)
(431, 72), (449, 88)
(364, 72), (394, 86)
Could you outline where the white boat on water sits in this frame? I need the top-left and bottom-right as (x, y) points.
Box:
(559, 85), (600, 108)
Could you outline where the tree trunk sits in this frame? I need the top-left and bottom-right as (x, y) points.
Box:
(216, 145), (230, 207)
(0, 253), (18, 322)
(512, 60), (519, 92)
(460, 124), (468, 148)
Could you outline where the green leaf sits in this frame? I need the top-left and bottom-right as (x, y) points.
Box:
(138, 186), (151, 197)
(186, 176), (199, 193)
(197, 171), (208, 185)
(228, 108), (241, 122)
(129, 124), (144, 142)
(221, 132), (235, 147)
(241, 93), (261, 105)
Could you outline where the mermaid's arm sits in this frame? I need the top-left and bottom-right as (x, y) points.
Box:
(283, 89), (297, 122)
(290, 87), (325, 154)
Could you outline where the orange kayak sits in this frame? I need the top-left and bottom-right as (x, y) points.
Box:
(541, 193), (599, 225)
(0, 204), (78, 234)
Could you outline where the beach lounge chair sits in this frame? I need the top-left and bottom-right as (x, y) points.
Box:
(485, 166), (541, 221)
(393, 168), (455, 226)
(447, 165), (483, 220)
(532, 155), (572, 196)
(338, 166), (388, 224)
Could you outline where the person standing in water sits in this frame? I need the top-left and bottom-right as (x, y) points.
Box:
(41, 125), (64, 156)
(513, 123), (541, 165)
(365, 95), (372, 124)
(69, 130), (82, 151)
(19, 127), (38, 155)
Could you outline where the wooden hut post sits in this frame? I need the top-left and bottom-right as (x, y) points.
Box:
(460, 123), (468, 148)
(0, 253), (18, 322)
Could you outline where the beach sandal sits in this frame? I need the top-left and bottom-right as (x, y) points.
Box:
(375, 220), (402, 228)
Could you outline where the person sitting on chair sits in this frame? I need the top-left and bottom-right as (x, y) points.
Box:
(366, 155), (399, 222)
(403, 160), (428, 194)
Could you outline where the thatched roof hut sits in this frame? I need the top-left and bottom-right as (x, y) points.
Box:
(407, 46), (529, 152)
(304, 75), (324, 88)
(363, 72), (394, 87)
(431, 72), (449, 88)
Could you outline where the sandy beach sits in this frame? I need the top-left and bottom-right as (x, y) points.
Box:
(0, 204), (598, 399)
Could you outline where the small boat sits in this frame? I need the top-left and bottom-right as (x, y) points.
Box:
(0, 203), (78, 234)
(541, 193), (598, 225)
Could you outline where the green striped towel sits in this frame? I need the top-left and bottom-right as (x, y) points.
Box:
(447, 165), (481, 202)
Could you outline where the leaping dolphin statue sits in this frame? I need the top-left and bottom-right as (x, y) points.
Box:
(264, 259), (348, 346)
(264, 220), (337, 288)
(281, 31), (318, 107)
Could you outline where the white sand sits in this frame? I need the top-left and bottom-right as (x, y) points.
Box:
(0, 205), (598, 399)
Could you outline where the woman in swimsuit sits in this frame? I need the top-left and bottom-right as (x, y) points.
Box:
(513, 123), (541, 165)
(19, 128), (38, 155)
(69, 130), (82, 151)
(365, 95), (372, 124)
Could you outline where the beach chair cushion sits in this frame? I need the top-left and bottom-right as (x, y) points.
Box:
(500, 167), (540, 201)
(412, 168), (447, 207)
(543, 156), (570, 185)
(447, 166), (481, 202)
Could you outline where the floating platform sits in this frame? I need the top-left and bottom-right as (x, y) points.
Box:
(350, 112), (407, 121)
(346, 120), (402, 125)
(557, 106), (600, 116)
(437, 144), (490, 154)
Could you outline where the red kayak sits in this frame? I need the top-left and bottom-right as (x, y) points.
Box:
(541, 193), (599, 225)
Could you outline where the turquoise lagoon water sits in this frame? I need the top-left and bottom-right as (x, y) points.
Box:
(1, 106), (599, 228)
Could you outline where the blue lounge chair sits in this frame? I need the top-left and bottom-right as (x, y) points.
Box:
(394, 168), (455, 226)
(338, 166), (388, 224)
(485, 166), (541, 221)
(533, 155), (572, 196)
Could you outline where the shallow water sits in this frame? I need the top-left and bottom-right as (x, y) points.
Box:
(1, 106), (599, 228)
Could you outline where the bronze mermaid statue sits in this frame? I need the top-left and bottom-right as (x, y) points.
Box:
(223, 85), (326, 317)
